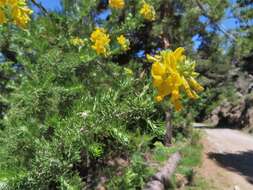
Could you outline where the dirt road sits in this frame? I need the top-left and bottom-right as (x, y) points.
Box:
(199, 128), (253, 190)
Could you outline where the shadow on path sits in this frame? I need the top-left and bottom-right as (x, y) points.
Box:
(208, 151), (253, 184)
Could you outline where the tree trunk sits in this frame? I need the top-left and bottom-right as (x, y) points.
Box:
(144, 152), (181, 190)
(164, 108), (172, 147)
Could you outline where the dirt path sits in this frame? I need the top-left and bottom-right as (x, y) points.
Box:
(199, 128), (253, 190)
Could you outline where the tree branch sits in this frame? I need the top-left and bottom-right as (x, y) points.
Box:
(144, 152), (181, 190)
(194, 0), (237, 41)
(30, 0), (49, 17)
(164, 108), (172, 147)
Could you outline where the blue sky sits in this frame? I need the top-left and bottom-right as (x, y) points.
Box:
(36, 0), (61, 10)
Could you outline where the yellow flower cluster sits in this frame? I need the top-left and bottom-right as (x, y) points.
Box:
(70, 37), (85, 47)
(0, 0), (32, 28)
(140, 2), (156, 21)
(108, 0), (156, 21)
(109, 0), (125, 9)
(147, 47), (204, 111)
(90, 28), (111, 56)
(117, 35), (129, 51)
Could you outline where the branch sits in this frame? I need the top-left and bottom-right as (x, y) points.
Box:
(30, 0), (49, 16)
(164, 108), (172, 147)
(194, 0), (237, 41)
(144, 152), (181, 190)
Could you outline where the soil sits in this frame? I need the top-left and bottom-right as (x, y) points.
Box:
(199, 128), (253, 190)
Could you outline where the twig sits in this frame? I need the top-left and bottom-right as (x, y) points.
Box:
(194, 0), (237, 41)
(30, 0), (49, 17)
(164, 108), (172, 147)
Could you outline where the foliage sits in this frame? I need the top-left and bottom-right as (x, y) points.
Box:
(0, 0), (252, 189)
(0, 1), (165, 189)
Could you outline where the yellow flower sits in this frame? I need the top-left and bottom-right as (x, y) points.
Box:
(171, 89), (182, 111)
(140, 2), (156, 21)
(70, 37), (85, 47)
(148, 47), (204, 111)
(189, 77), (204, 92)
(109, 0), (125, 9)
(0, 10), (6, 24)
(0, 0), (32, 29)
(11, 6), (33, 28)
(0, 0), (7, 7)
(90, 28), (111, 56)
(117, 35), (129, 51)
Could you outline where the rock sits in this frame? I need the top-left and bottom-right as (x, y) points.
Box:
(209, 99), (246, 128)
(247, 108), (253, 129)
(244, 95), (253, 129)
(208, 93), (253, 130)
(210, 111), (220, 126)
(229, 67), (253, 94)
(206, 53), (253, 131)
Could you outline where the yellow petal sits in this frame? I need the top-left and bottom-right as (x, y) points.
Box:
(169, 71), (182, 87)
(0, 10), (6, 24)
(147, 54), (159, 63)
(151, 62), (166, 77)
(191, 91), (199, 99)
(153, 75), (163, 88)
(173, 99), (182, 111)
(155, 96), (163, 102)
(173, 47), (185, 60)
(168, 53), (177, 70)
(171, 90), (182, 111)
(190, 77), (204, 92)
(182, 77), (196, 99)
(109, 0), (125, 9)
(157, 81), (171, 99)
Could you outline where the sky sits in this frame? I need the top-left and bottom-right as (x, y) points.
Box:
(36, 0), (61, 10)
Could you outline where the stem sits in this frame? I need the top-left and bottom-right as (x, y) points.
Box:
(30, 0), (49, 17)
(164, 107), (172, 147)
